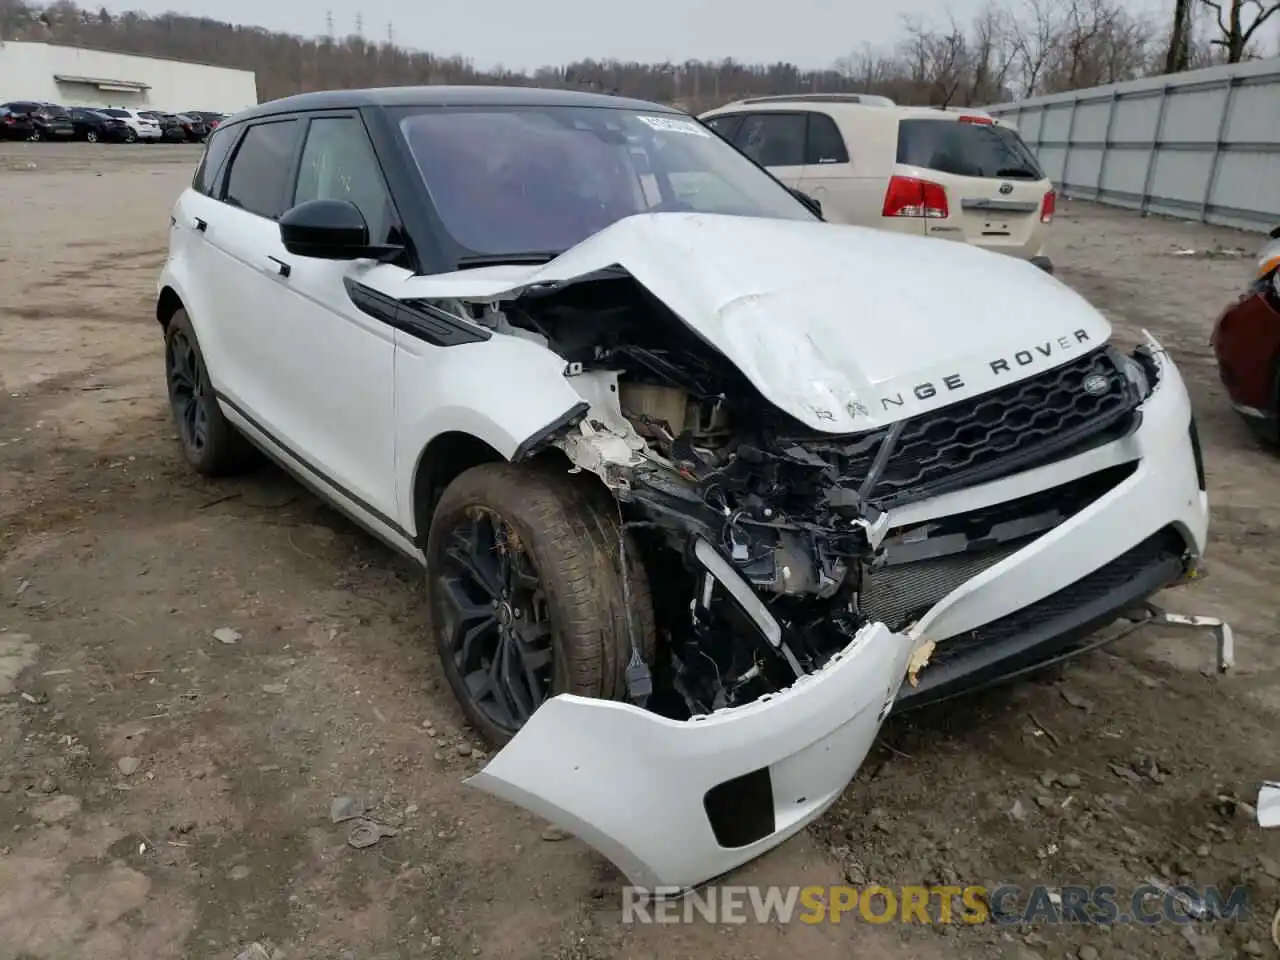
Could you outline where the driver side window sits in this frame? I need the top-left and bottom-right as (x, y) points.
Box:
(293, 116), (397, 245)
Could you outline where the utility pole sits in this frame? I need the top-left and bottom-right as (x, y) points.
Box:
(355, 13), (363, 38)
(325, 9), (334, 38)
(387, 22), (394, 46)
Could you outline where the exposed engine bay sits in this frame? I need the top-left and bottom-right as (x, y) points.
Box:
(431, 267), (1147, 719)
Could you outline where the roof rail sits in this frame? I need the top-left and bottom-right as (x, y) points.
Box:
(734, 93), (896, 107)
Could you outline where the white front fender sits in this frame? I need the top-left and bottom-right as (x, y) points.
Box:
(466, 621), (915, 891)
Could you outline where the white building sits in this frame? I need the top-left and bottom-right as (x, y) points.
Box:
(0, 41), (257, 113)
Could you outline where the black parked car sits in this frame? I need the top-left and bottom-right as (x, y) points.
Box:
(68, 107), (131, 143)
(139, 110), (187, 142)
(183, 110), (226, 130)
(0, 101), (75, 140)
(174, 113), (209, 142)
(0, 104), (35, 140)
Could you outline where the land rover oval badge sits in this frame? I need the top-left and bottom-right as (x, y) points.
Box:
(1083, 373), (1109, 396)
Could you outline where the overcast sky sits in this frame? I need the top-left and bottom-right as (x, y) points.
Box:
(96, 0), (1176, 71)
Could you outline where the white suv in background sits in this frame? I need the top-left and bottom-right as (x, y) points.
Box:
(97, 107), (161, 142)
(700, 94), (1057, 273)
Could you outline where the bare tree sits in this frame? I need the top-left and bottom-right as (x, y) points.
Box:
(1165, 0), (1194, 71)
(898, 14), (973, 106)
(1200, 0), (1280, 62)
(1034, 0), (1155, 92)
(1009, 0), (1062, 97)
(967, 3), (1018, 103)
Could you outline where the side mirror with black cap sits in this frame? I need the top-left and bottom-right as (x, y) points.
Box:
(788, 188), (823, 220)
(278, 199), (403, 261)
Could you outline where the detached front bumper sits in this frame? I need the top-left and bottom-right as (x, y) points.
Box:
(894, 334), (1208, 708)
(468, 621), (915, 891)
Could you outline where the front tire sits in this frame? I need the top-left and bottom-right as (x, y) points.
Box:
(163, 309), (254, 476)
(85, 130), (98, 143)
(426, 463), (656, 747)
(124, 129), (137, 143)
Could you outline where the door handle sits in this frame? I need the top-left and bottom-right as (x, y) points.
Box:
(193, 217), (207, 232)
(267, 255), (292, 278)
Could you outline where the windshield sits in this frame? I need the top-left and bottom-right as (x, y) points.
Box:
(897, 119), (1045, 180)
(395, 105), (817, 260)
(100, 109), (129, 118)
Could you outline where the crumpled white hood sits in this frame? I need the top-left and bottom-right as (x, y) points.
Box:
(395, 212), (1112, 433)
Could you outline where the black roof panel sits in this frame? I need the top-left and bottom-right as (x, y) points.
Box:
(230, 85), (682, 125)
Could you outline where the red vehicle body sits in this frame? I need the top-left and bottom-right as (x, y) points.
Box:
(1211, 227), (1280, 443)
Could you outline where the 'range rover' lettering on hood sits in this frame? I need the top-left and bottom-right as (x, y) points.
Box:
(391, 211), (1112, 433)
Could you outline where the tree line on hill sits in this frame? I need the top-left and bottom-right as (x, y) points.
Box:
(0, 0), (1276, 110)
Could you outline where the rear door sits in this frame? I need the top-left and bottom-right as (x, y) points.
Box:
(895, 117), (1052, 258)
(197, 118), (302, 422)
(730, 112), (807, 188)
(795, 110), (861, 224)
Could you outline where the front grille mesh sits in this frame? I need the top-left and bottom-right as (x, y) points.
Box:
(929, 527), (1186, 666)
(859, 462), (1138, 630)
(860, 540), (1025, 630)
(801, 348), (1139, 509)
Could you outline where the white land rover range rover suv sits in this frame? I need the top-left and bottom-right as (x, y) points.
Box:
(156, 86), (1209, 893)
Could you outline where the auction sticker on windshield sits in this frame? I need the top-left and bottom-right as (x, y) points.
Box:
(637, 115), (711, 137)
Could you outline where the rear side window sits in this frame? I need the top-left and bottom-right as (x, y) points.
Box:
(221, 119), (301, 219)
(703, 114), (743, 142)
(896, 119), (1044, 180)
(192, 124), (238, 197)
(805, 113), (849, 164)
(733, 113), (807, 168)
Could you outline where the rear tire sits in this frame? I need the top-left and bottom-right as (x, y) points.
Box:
(426, 463), (656, 748)
(163, 309), (254, 477)
(85, 130), (98, 143)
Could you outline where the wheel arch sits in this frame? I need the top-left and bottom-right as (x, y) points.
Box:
(156, 285), (185, 329)
(410, 432), (505, 546)
(409, 430), (585, 548)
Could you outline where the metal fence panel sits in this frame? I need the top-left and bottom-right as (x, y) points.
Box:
(987, 57), (1280, 233)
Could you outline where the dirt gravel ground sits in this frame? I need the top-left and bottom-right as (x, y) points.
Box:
(1, 140), (1278, 960)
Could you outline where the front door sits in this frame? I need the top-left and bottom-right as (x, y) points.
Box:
(252, 113), (405, 533)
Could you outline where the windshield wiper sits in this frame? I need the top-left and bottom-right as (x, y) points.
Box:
(455, 252), (562, 269)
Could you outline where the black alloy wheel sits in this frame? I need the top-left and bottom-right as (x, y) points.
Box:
(165, 326), (209, 458)
(427, 463), (657, 748)
(435, 510), (555, 736)
(160, 309), (253, 476)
